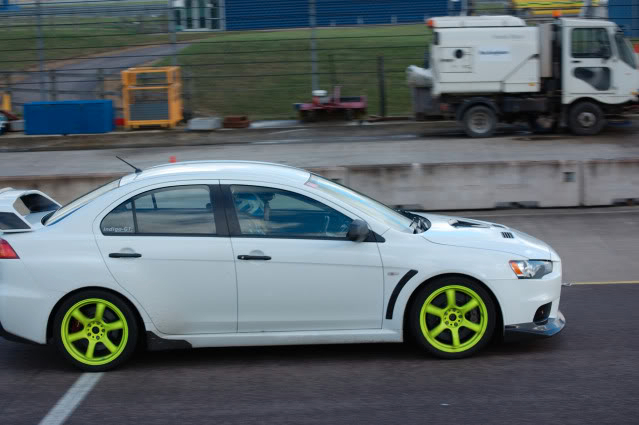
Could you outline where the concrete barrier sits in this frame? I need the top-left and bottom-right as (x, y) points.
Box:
(312, 161), (582, 210)
(0, 158), (637, 210)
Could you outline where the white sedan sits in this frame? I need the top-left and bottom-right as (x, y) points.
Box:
(0, 161), (565, 371)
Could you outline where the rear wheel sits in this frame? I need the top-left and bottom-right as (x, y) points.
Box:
(409, 277), (496, 359)
(568, 101), (605, 136)
(53, 290), (138, 372)
(463, 105), (497, 138)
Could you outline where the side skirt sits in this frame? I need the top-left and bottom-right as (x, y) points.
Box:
(147, 329), (403, 350)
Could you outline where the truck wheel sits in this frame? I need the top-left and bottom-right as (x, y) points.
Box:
(569, 102), (605, 136)
(463, 105), (497, 138)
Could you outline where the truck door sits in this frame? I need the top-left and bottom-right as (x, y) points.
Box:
(563, 26), (616, 104)
(611, 31), (639, 104)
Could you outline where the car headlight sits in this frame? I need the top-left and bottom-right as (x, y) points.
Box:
(509, 260), (553, 279)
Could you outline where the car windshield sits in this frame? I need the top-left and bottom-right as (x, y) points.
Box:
(44, 179), (121, 225)
(305, 174), (416, 233)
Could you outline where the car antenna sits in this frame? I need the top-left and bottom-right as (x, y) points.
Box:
(116, 156), (142, 174)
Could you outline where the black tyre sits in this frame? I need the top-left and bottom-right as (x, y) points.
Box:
(408, 276), (496, 359)
(463, 105), (497, 138)
(53, 290), (139, 372)
(568, 101), (605, 136)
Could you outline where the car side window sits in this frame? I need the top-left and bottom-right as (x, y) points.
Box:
(230, 185), (352, 238)
(101, 185), (216, 236)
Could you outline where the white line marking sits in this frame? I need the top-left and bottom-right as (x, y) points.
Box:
(570, 281), (639, 286)
(39, 372), (104, 425)
(269, 129), (305, 135)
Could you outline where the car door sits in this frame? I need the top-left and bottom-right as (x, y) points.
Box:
(94, 182), (237, 335)
(221, 182), (385, 333)
(563, 26), (616, 103)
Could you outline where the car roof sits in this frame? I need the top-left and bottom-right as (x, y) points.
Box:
(119, 161), (312, 187)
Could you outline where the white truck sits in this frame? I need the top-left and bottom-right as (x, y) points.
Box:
(409, 15), (639, 137)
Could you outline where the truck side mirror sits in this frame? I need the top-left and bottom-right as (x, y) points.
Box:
(601, 45), (612, 60)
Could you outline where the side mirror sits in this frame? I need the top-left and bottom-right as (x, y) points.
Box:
(347, 219), (370, 242)
(601, 46), (612, 60)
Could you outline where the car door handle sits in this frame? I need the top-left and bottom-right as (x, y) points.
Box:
(572, 60), (582, 64)
(237, 255), (271, 261)
(109, 252), (142, 258)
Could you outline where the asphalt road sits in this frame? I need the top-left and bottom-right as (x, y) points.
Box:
(11, 44), (188, 111)
(2, 125), (639, 177)
(1, 208), (639, 424)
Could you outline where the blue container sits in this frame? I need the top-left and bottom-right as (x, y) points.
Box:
(24, 100), (114, 135)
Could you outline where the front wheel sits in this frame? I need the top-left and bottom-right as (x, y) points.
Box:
(568, 101), (605, 136)
(53, 290), (138, 372)
(409, 277), (496, 359)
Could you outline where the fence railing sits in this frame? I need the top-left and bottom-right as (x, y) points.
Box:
(1, 0), (637, 120)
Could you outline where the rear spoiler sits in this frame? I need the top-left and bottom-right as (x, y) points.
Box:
(0, 188), (60, 233)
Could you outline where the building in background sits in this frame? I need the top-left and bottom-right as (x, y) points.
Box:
(0, 0), (19, 12)
(170, 0), (448, 31)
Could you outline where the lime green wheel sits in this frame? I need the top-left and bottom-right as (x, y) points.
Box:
(409, 277), (496, 359)
(53, 290), (138, 371)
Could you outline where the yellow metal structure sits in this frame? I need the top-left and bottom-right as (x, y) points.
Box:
(121, 67), (183, 129)
(1, 93), (11, 113)
(511, 0), (600, 16)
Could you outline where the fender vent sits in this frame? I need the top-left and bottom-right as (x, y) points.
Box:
(501, 232), (514, 239)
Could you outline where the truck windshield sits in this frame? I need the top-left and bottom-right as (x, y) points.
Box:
(305, 174), (415, 233)
(615, 33), (637, 69)
(43, 179), (121, 225)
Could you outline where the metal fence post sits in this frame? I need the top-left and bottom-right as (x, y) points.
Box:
(183, 70), (193, 120)
(49, 70), (57, 101)
(377, 56), (387, 118)
(97, 69), (105, 99)
(309, 0), (319, 91)
(168, 0), (178, 66)
(35, 0), (47, 101)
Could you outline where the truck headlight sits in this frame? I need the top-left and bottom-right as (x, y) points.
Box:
(509, 260), (553, 279)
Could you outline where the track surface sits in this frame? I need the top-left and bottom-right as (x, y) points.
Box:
(1, 208), (639, 424)
(1, 125), (639, 177)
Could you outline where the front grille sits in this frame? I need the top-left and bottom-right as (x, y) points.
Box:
(501, 232), (514, 239)
(533, 302), (552, 324)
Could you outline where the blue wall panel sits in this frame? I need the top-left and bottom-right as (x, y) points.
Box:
(225, 0), (449, 31)
(24, 100), (114, 135)
(609, 0), (638, 38)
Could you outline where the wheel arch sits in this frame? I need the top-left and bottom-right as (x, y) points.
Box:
(455, 97), (500, 122)
(46, 286), (147, 346)
(401, 273), (504, 341)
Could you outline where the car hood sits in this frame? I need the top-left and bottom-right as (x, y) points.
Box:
(413, 213), (555, 260)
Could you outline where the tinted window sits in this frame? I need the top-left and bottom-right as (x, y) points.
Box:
(230, 185), (352, 238)
(101, 201), (135, 234)
(572, 28), (611, 59)
(101, 185), (216, 236)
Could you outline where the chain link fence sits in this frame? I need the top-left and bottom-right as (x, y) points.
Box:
(0, 0), (637, 120)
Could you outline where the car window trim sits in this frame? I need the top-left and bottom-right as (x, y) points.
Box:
(220, 184), (380, 242)
(100, 183), (229, 237)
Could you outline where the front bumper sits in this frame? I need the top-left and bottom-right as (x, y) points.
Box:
(504, 310), (565, 341)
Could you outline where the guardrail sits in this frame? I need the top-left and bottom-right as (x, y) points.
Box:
(2, 158), (637, 209)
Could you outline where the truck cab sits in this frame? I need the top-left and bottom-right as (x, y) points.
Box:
(412, 16), (639, 137)
(561, 18), (639, 106)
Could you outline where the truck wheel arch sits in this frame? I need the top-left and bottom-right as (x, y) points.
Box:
(455, 98), (500, 122)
